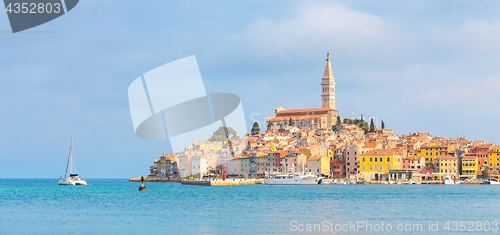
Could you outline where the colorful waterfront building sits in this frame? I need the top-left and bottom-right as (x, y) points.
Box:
(420, 145), (449, 168)
(150, 153), (178, 178)
(269, 150), (288, 172)
(345, 145), (359, 177)
(402, 156), (425, 171)
(359, 149), (402, 181)
(434, 156), (459, 178)
(280, 152), (307, 173)
(460, 154), (479, 178)
(489, 148), (500, 174)
(473, 144), (493, 170)
(307, 155), (330, 176)
(330, 157), (346, 178)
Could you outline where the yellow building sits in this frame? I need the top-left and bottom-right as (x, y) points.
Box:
(420, 145), (449, 168)
(461, 155), (478, 178)
(408, 150), (422, 158)
(359, 149), (402, 181)
(489, 148), (500, 173)
(434, 156), (459, 179)
(307, 155), (330, 176)
(328, 149), (334, 159)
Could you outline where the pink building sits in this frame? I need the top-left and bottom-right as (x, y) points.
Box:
(402, 156), (425, 171)
(330, 158), (346, 178)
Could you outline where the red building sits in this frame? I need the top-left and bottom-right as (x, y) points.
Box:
(330, 158), (346, 178)
(470, 144), (492, 170)
(270, 150), (288, 172)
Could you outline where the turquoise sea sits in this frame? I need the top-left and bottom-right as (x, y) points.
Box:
(1, 179), (500, 234)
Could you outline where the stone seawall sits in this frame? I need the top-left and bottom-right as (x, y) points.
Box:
(181, 180), (238, 186)
(129, 176), (181, 183)
(130, 176), (264, 185)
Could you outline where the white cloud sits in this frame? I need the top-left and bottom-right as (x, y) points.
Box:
(235, 3), (396, 60)
(415, 77), (500, 112)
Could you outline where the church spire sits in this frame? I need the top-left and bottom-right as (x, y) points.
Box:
(323, 53), (334, 79)
(321, 53), (336, 109)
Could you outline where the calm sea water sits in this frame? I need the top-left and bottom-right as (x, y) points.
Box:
(1, 179), (499, 234)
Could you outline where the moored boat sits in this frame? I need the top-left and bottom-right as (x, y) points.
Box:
(488, 178), (500, 185)
(443, 175), (460, 185)
(264, 172), (322, 185)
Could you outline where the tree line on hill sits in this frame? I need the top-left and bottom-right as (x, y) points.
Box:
(336, 115), (385, 134)
(249, 115), (386, 135)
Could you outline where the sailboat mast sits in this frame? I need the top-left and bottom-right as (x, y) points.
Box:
(64, 137), (73, 179)
(69, 137), (73, 176)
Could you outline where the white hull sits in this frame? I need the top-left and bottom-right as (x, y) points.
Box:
(444, 175), (460, 185)
(59, 137), (87, 186)
(265, 173), (322, 185)
(58, 178), (87, 185)
(489, 180), (500, 185)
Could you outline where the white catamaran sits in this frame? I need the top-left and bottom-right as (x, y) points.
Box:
(58, 137), (87, 185)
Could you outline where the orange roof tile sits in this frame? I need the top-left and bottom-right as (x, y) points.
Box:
(360, 149), (396, 156)
(277, 108), (337, 113)
(268, 114), (327, 122)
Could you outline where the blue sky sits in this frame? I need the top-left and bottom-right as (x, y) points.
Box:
(1, 0), (500, 178)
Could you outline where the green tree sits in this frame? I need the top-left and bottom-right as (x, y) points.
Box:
(289, 117), (293, 126)
(381, 120), (385, 129)
(336, 116), (341, 126)
(343, 118), (353, 124)
(360, 114), (364, 121)
(370, 118), (375, 133)
(482, 169), (489, 178)
(267, 122), (271, 130)
(208, 126), (238, 142)
(251, 122), (260, 135)
(353, 118), (368, 130)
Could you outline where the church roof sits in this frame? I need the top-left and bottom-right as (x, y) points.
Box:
(268, 114), (327, 122)
(277, 107), (337, 114)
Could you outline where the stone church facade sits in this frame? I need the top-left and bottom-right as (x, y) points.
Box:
(267, 54), (340, 130)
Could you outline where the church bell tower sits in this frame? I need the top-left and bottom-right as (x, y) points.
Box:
(321, 53), (336, 109)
